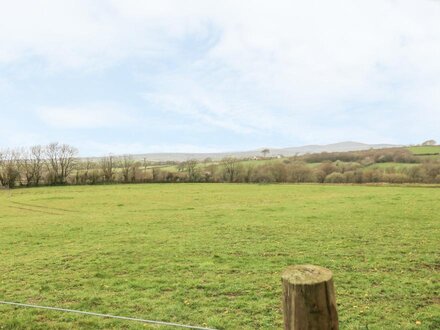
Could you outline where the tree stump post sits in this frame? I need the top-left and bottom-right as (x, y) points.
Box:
(281, 265), (338, 330)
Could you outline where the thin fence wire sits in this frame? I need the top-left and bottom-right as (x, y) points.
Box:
(0, 300), (218, 330)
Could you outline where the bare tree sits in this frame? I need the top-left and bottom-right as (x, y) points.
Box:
(0, 149), (21, 188)
(100, 155), (115, 183)
(31, 145), (44, 185)
(120, 155), (134, 183)
(142, 158), (149, 174)
(45, 143), (78, 184)
(242, 164), (254, 183)
(20, 145), (44, 186)
(0, 150), (6, 186)
(152, 167), (161, 182)
(20, 148), (34, 186)
(221, 157), (240, 182)
(83, 159), (94, 183)
(76, 158), (95, 184)
(183, 159), (199, 182)
(130, 161), (141, 182)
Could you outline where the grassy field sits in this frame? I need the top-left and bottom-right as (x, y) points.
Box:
(407, 146), (440, 155)
(0, 184), (439, 329)
(366, 162), (419, 170)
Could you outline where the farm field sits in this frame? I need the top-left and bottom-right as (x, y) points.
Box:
(407, 146), (440, 155)
(0, 184), (439, 329)
(365, 162), (419, 170)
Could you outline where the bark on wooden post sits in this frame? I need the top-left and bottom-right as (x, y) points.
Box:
(281, 265), (338, 330)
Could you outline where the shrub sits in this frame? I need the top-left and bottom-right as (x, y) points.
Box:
(324, 172), (345, 183)
(343, 170), (363, 183)
(318, 161), (338, 176)
(405, 166), (427, 183)
(314, 169), (327, 183)
(270, 163), (289, 182)
(422, 163), (440, 181)
(251, 166), (276, 183)
(382, 173), (410, 184)
(362, 169), (383, 183)
(288, 162), (314, 182)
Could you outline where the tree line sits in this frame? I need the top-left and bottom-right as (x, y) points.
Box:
(1, 144), (440, 188)
(0, 143), (77, 188)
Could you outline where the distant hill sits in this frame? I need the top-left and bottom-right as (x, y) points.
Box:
(124, 141), (400, 162)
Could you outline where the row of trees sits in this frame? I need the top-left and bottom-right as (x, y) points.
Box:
(2, 145), (440, 188)
(300, 148), (418, 164)
(165, 158), (440, 184)
(0, 143), (77, 188)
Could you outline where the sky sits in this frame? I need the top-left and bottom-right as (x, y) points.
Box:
(1, 0), (439, 156)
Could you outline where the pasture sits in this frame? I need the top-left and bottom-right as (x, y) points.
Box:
(407, 146), (440, 156)
(0, 184), (439, 329)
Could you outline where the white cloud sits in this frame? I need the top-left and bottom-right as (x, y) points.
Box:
(1, 0), (440, 145)
(0, 0), (220, 70)
(36, 104), (135, 129)
(143, 87), (261, 135)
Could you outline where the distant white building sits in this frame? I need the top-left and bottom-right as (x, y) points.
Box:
(422, 140), (437, 146)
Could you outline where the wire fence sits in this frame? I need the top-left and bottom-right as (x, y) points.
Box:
(0, 300), (218, 330)
(0, 189), (216, 329)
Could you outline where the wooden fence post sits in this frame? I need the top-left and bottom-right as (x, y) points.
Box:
(281, 265), (338, 330)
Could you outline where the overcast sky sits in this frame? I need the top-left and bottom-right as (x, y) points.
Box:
(1, 0), (439, 156)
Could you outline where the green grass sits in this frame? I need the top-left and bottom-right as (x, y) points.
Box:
(366, 162), (419, 170)
(237, 158), (284, 166)
(0, 184), (439, 329)
(407, 146), (440, 155)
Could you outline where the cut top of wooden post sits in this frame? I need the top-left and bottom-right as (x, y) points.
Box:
(282, 265), (338, 330)
(281, 265), (333, 285)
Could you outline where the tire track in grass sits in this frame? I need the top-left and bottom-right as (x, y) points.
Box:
(10, 201), (77, 213)
(7, 205), (64, 216)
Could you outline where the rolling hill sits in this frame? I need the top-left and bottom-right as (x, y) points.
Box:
(126, 141), (399, 161)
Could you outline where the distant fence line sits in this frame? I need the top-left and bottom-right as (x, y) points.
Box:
(0, 300), (217, 330)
